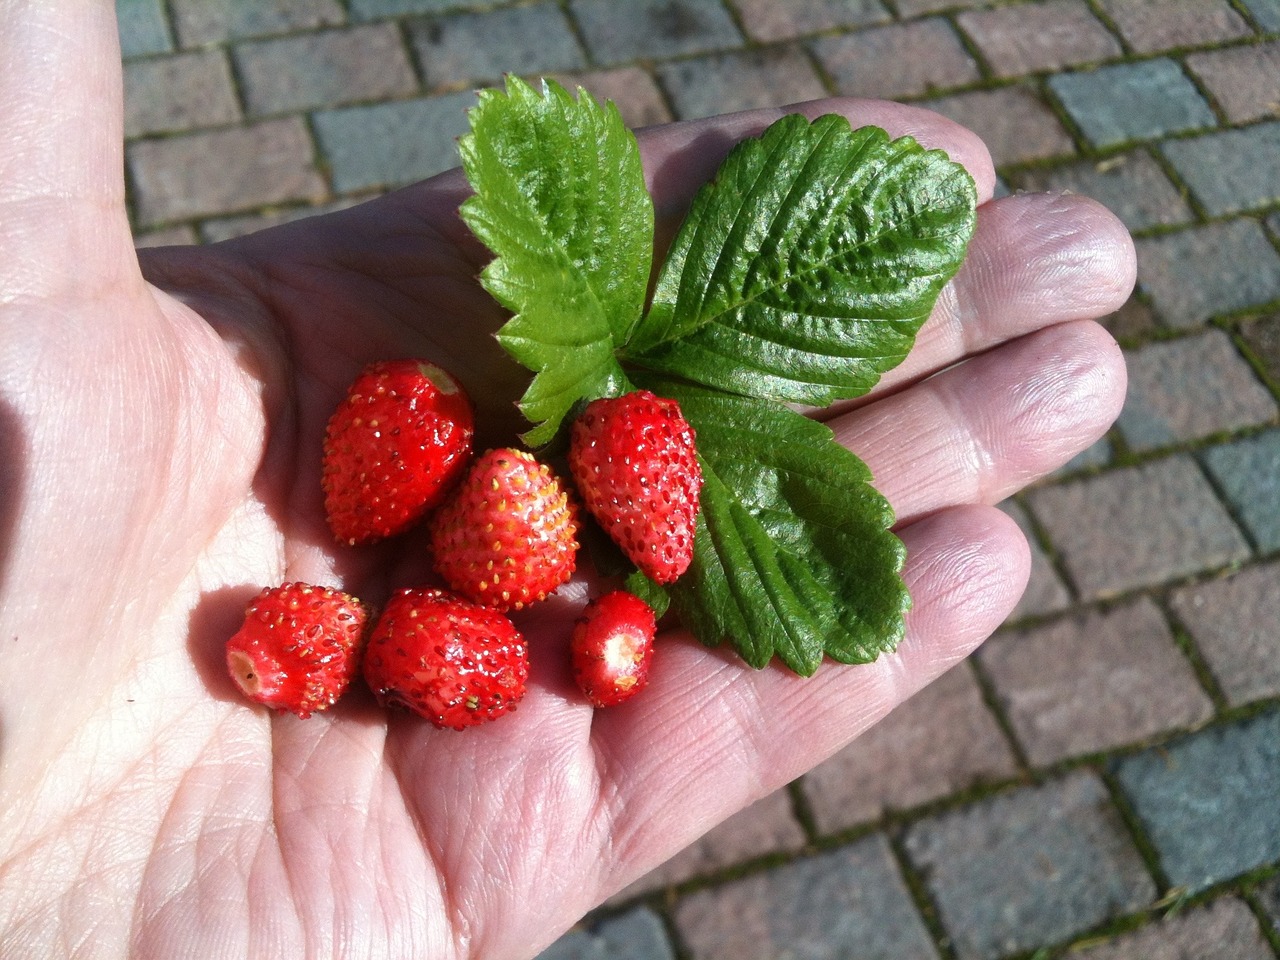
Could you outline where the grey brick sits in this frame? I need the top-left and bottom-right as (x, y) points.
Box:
(923, 86), (1075, 168)
(657, 46), (827, 121)
(1098, 0), (1250, 54)
(313, 92), (475, 193)
(123, 50), (241, 138)
(570, 0), (742, 66)
(611, 788), (805, 900)
(673, 835), (938, 960)
(1028, 456), (1251, 597)
(1100, 296), (1159, 341)
(1241, 313), (1280, 386)
(1116, 329), (1278, 452)
(133, 224), (199, 248)
(198, 196), (367, 244)
(351, 0), (469, 17)
(1259, 875), (1280, 939)
(553, 68), (672, 129)
(1053, 435), (1114, 476)
(978, 598), (1213, 766)
(896, 0), (990, 14)
(1135, 220), (1280, 328)
(1008, 150), (1193, 233)
(169, 0), (345, 46)
(1112, 708), (1280, 893)
(1049, 59), (1216, 148)
(802, 663), (1018, 832)
(998, 500), (1072, 620)
(958, 0), (1122, 78)
(235, 25), (417, 116)
(1170, 560), (1280, 705)
(731, 0), (890, 42)
(812, 19), (981, 102)
(410, 4), (587, 92)
(1187, 42), (1280, 124)
(116, 0), (173, 57)
(1202, 430), (1280, 554)
(1163, 122), (1280, 217)
(903, 772), (1156, 960)
(1072, 897), (1273, 960)
(535, 907), (675, 960)
(1243, 0), (1280, 30)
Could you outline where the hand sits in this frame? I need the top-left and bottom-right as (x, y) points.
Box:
(0, 4), (1134, 958)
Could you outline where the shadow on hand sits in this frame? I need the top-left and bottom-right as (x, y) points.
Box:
(186, 584), (264, 706)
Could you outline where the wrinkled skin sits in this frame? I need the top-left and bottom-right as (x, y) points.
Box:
(0, 3), (1134, 958)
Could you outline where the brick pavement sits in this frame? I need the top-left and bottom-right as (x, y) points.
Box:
(116, 1), (1280, 958)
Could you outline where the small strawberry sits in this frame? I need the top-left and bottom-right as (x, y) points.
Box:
(322, 359), (475, 546)
(363, 587), (528, 730)
(429, 448), (579, 611)
(568, 390), (702, 584)
(570, 591), (657, 708)
(226, 582), (368, 718)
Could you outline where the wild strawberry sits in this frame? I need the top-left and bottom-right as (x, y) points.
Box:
(570, 591), (657, 708)
(568, 390), (702, 584)
(363, 587), (528, 730)
(225, 582), (368, 718)
(322, 359), (475, 546)
(429, 448), (579, 611)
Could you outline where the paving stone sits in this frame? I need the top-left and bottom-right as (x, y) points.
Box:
(535, 907), (675, 960)
(1162, 122), (1280, 217)
(1243, 0), (1280, 31)
(116, 0), (173, 57)
(569, 0), (742, 66)
(998, 499), (1072, 620)
(133, 225), (199, 248)
(1098, 0), (1251, 54)
(1187, 42), (1280, 124)
(1054, 435), (1115, 476)
(235, 25), (417, 116)
(1027, 456), (1251, 597)
(1097, 294), (1159, 340)
(313, 91), (475, 193)
(1112, 707), (1280, 893)
(1135, 220), (1280, 328)
(812, 18), (981, 102)
(169, 0), (345, 46)
(673, 835), (938, 960)
(957, 0), (1122, 77)
(1116, 329), (1278, 452)
(658, 46), (827, 121)
(978, 598), (1213, 766)
(1241, 313), (1280, 384)
(731, 0), (890, 42)
(802, 663), (1019, 833)
(1201, 430), (1280, 554)
(1258, 875), (1280, 938)
(1170, 560), (1280, 705)
(410, 4), (587, 92)
(895, 0), (990, 15)
(1008, 150), (1193, 233)
(1071, 896), (1274, 960)
(198, 196), (367, 244)
(903, 772), (1157, 960)
(350, 0), (469, 19)
(123, 50), (241, 138)
(553, 68), (672, 129)
(923, 85), (1075, 168)
(612, 787), (806, 900)
(1049, 59), (1217, 148)
(128, 118), (326, 225)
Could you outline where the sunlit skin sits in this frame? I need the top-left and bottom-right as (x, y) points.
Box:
(0, 3), (1133, 958)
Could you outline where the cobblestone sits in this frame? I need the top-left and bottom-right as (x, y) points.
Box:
(812, 19), (981, 103)
(903, 772), (1156, 960)
(923, 85), (1075, 167)
(1241, 313), (1280, 384)
(802, 663), (1018, 832)
(116, 0), (173, 57)
(535, 908), (675, 960)
(673, 835), (937, 960)
(1201, 429), (1280, 554)
(998, 499), (1072, 620)
(1258, 875), (1280, 938)
(554, 68), (672, 129)
(1186, 42), (1280, 124)
(1071, 896), (1274, 960)
(235, 25), (417, 116)
(123, 50), (241, 138)
(1100, 296), (1159, 341)
(895, 0), (989, 15)
(1116, 329), (1278, 451)
(168, 0), (345, 46)
(1244, 0), (1280, 31)
(1049, 59), (1217, 148)
(1097, 0), (1251, 54)
(957, 0), (1122, 78)
(1112, 707), (1280, 893)
(657, 46), (827, 121)
(1027, 456), (1251, 598)
(569, 0), (741, 66)
(730, 0), (889, 42)
(133, 224), (198, 248)
(1162, 122), (1280, 217)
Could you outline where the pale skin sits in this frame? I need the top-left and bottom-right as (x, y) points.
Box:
(0, 3), (1135, 958)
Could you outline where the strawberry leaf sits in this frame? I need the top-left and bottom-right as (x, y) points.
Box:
(626, 114), (976, 404)
(459, 77), (652, 445)
(635, 379), (909, 675)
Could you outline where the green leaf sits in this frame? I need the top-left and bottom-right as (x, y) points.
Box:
(636, 379), (910, 674)
(623, 570), (671, 620)
(458, 77), (653, 445)
(626, 114), (977, 405)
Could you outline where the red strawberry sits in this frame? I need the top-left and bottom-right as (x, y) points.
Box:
(363, 587), (528, 730)
(429, 448), (579, 611)
(570, 591), (657, 708)
(568, 390), (702, 584)
(322, 359), (475, 546)
(226, 582), (368, 718)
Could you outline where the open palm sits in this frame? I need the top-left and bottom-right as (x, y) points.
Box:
(0, 4), (1135, 959)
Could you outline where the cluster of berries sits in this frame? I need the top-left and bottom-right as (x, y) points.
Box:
(225, 360), (703, 729)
